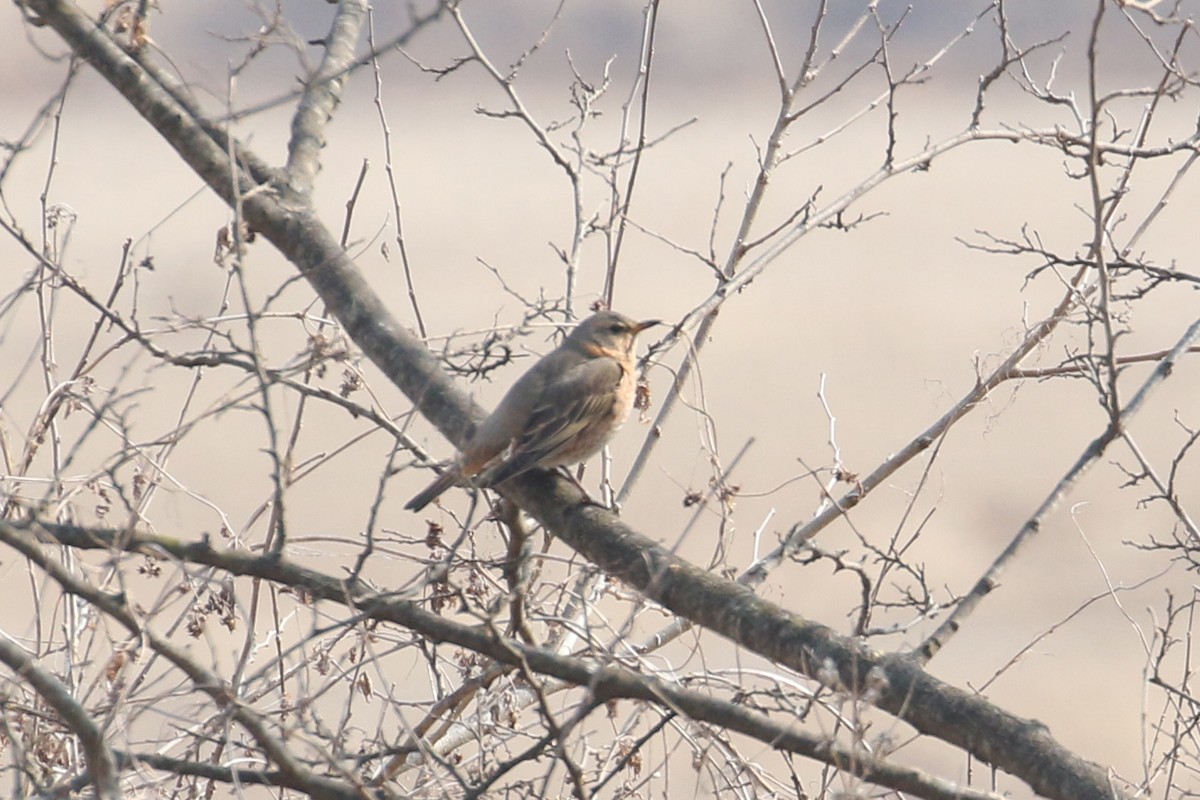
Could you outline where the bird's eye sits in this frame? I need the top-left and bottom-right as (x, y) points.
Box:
(609, 324), (626, 334)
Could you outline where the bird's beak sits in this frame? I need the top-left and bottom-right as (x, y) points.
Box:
(634, 319), (661, 334)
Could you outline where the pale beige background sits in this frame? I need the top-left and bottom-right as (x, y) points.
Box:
(2, 1), (1197, 795)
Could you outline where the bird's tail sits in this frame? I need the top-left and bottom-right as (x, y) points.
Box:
(404, 470), (459, 512)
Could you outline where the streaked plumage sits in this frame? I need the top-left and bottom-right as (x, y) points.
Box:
(405, 311), (659, 512)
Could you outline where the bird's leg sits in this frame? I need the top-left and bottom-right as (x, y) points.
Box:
(559, 465), (611, 509)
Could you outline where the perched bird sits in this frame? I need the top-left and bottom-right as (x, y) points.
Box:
(405, 311), (660, 512)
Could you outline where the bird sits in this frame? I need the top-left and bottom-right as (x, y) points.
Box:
(404, 310), (660, 512)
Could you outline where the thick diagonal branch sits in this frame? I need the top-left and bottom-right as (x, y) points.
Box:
(19, 2), (1130, 798)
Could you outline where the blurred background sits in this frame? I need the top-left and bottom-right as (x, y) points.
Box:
(3, 1), (1199, 796)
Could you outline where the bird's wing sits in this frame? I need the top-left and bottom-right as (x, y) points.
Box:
(479, 356), (624, 487)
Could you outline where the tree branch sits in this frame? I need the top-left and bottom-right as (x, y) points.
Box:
(7, 517), (1001, 800)
(15, 2), (1135, 798)
(0, 638), (121, 800)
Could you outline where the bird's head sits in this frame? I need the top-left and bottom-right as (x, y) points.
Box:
(568, 311), (660, 358)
